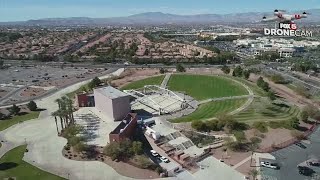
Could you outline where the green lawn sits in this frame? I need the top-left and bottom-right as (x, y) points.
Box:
(167, 74), (248, 100)
(234, 98), (300, 124)
(0, 111), (40, 131)
(0, 145), (65, 180)
(120, 75), (165, 90)
(172, 98), (247, 123)
(227, 76), (267, 97)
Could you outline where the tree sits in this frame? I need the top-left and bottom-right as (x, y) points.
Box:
(0, 112), (5, 120)
(159, 68), (165, 74)
(104, 140), (133, 160)
(191, 121), (207, 132)
(267, 91), (276, 101)
(207, 120), (223, 131)
(300, 110), (309, 123)
(257, 77), (270, 92)
(132, 141), (143, 155)
(243, 70), (250, 79)
(27, 101), (37, 111)
(256, 77), (264, 87)
(224, 118), (238, 132)
(248, 169), (259, 180)
(261, 82), (270, 92)
(51, 111), (59, 134)
(233, 66), (243, 77)
(7, 104), (20, 116)
(143, 49), (150, 56)
(221, 65), (230, 74)
(233, 131), (247, 143)
(88, 77), (102, 90)
(176, 64), (186, 72)
(290, 117), (300, 129)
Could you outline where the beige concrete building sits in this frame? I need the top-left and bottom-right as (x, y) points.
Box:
(94, 86), (131, 121)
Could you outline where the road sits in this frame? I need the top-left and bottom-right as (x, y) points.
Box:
(268, 68), (320, 90)
(3, 59), (239, 69)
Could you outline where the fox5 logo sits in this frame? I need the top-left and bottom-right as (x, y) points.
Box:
(279, 22), (297, 30)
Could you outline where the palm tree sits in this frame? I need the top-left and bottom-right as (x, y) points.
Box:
(55, 98), (63, 109)
(61, 96), (74, 124)
(249, 143), (258, 167)
(54, 96), (75, 130)
(51, 111), (59, 134)
(57, 110), (65, 130)
(248, 169), (259, 180)
(62, 96), (75, 125)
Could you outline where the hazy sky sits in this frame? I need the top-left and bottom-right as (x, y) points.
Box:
(1, 0), (319, 21)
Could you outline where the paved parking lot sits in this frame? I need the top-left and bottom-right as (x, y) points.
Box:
(261, 127), (320, 180)
(0, 66), (88, 85)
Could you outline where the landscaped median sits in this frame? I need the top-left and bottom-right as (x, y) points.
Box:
(0, 145), (65, 180)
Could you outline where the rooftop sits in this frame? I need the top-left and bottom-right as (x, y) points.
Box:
(94, 86), (129, 99)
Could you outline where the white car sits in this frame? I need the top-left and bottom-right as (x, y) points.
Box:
(159, 156), (170, 163)
(150, 150), (159, 157)
(260, 161), (279, 169)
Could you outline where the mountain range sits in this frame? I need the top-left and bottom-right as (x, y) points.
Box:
(1, 9), (320, 26)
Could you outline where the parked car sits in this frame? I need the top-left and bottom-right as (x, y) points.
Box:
(298, 166), (315, 176)
(159, 156), (170, 163)
(295, 142), (307, 149)
(260, 161), (279, 169)
(308, 161), (320, 167)
(150, 150), (159, 157)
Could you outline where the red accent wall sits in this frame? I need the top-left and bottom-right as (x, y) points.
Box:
(76, 94), (89, 107)
(109, 113), (137, 143)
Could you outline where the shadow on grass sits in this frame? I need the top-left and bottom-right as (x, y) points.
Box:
(35, 108), (47, 112)
(17, 112), (28, 116)
(0, 162), (18, 170)
(296, 126), (309, 132)
(272, 102), (290, 108)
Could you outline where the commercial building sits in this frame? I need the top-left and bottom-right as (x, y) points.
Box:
(94, 86), (131, 121)
(235, 37), (320, 58)
(109, 113), (137, 142)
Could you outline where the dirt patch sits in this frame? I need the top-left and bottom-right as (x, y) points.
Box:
(245, 128), (293, 150)
(212, 147), (252, 167)
(20, 87), (46, 97)
(111, 68), (167, 88)
(186, 68), (225, 75)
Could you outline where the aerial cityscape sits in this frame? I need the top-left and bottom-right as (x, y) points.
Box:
(0, 1), (320, 180)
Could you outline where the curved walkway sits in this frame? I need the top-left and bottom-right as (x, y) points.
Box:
(0, 68), (167, 180)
